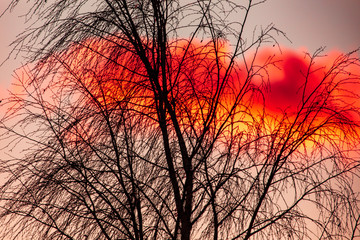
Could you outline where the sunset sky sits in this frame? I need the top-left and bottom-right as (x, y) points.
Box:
(0, 1), (359, 238)
(0, 0), (359, 97)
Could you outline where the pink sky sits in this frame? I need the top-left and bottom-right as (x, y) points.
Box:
(1, 0), (360, 97)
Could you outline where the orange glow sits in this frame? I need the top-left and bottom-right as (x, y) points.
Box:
(7, 38), (360, 153)
(245, 47), (360, 153)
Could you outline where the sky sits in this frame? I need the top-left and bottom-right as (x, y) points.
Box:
(0, 1), (359, 238)
(1, 0), (360, 96)
(249, 0), (360, 52)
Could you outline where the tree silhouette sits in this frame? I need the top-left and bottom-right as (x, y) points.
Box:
(1, 0), (360, 239)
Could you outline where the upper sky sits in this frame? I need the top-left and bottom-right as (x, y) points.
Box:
(1, 0), (359, 97)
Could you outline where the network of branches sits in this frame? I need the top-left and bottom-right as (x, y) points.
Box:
(0, 0), (360, 239)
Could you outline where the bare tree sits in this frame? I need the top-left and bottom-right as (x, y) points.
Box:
(1, 0), (360, 239)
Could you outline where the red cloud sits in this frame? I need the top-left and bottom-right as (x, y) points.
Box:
(244, 47), (360, 122)
(4, 40), (360, 136)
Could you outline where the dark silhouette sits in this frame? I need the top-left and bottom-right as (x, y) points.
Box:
(1, 0), (360, 239)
